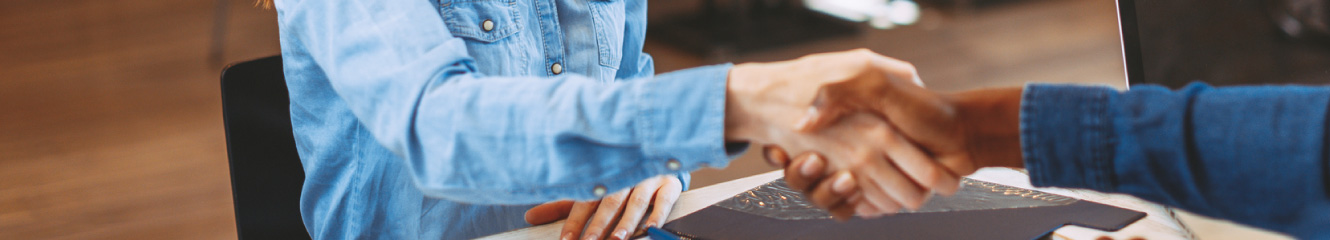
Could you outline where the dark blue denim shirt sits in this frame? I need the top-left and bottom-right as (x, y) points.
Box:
(1022, 83), (1330, 238)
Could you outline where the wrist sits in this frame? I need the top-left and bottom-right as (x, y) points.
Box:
(724, 63), (770, 142)
(950, 87), (1025, 169)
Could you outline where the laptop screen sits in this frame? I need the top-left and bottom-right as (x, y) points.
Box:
(1117, 0), (1330, 88)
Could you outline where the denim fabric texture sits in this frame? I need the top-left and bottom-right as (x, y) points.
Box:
(1022, 83), (1330, 238)
(275, 0), (735, 238)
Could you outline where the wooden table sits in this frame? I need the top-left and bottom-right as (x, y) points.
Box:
(480, 168), (1194, 240)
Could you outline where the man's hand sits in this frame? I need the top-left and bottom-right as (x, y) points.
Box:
(524, 176), (682, 240)
(724, 49), (962, 217)
(765, 58), (1026, 217)
(793, 78), (1027, 179)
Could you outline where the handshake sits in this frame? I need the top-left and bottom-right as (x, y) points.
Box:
(724, 49), (1026, 220)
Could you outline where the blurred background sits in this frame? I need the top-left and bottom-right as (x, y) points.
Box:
(0, 0), (1304, 239)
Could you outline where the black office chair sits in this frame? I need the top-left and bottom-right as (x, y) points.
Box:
(220, 55), (312, 240)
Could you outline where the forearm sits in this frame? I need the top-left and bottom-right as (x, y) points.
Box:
(284, 0), (743, 204)
(407, 65), (734, 204)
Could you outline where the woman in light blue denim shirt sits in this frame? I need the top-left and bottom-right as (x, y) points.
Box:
(274, 0), (699, 239)
(269, 0), (960, 239)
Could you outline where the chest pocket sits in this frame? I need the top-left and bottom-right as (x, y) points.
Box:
(588, 0), (626, 70)
(440, 0), (526, 75)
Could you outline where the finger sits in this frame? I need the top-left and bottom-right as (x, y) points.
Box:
(881, 127), (961, 196)
(851, 191), (887, 218)
(835, 190), (867, 220)
(863, 153), (929, 211)
(807, 171), (857, 220)
(852, 171), (900, 218)
(937, 154), (979, 181)
(762, 145), (791, 168)
(783, 153), (827, 192)
(845, 151), (906, 218)
(827, 190), (863, 221)
(808, 171), (856, 209)
(525, 200), (576, 225)
(868, 54), (921, 87)
(561, 201), (599, 240)
(643, 177), (683, 229)
(828, 201), (858, 221)
(794, 96), (851, 132)
(799, 54), (923, 133)
(608, 178), (662, 240)
(581, 189), (629, 240)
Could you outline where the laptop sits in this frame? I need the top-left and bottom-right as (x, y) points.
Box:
(1115, 0), (1330, 88)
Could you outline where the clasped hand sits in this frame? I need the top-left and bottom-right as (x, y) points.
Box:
(728, 49), (1016, 220)
(524, 49), (1021, 240)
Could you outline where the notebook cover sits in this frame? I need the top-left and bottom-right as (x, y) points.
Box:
(663, 179), (1145, 240)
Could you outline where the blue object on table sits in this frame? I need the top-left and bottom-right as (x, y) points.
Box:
(647, 226), (682, 240)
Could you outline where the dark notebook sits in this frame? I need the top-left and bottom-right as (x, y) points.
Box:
(663, 178), (1145, 240)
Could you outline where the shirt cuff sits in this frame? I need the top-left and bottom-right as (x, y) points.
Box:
(1020, 83), (1118, 192)
(634, 63), (737, 175)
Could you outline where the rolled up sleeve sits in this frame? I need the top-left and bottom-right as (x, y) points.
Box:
(279, 0), (736, 204)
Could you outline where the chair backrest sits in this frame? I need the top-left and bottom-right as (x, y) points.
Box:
(220, 55), (311, 240)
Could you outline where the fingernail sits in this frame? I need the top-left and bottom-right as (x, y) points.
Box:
(793, 107), (819, 130)
(832, 173), (855, 194)
(643, 222), (656, 229)
(800, 154), (822, 177)
(611, 229), (628, 240)
(561, 232), (573, 240)
(762, 145), (781, 167)
(583, 234), (599, 240)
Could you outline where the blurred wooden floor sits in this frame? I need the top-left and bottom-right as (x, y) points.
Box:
(0, 0), (1283, 239)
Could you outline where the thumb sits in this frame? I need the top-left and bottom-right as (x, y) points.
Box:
(910, 74), (924, 87)
(794, 94), (850, 132)
(524, 200), (576, 225)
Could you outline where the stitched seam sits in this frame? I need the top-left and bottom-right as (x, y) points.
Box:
(1089, 90), (1108, 191)
(1020, 85), (1043, 185)
(1096, 90), (1118, 192)
(347, 122), (367, 233)
(439, 0), (521, 42)
(587, 0), (621, 69)
(534, 0), (562, 76)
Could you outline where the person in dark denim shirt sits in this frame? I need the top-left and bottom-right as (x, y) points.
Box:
(771, 82), (1330, 238)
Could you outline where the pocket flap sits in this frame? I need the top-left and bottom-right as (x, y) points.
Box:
(441, 0), (522, 42)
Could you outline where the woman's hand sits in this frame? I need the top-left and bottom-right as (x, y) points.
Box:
(724, 49), (957, 216)
(524, 175), (683, 240)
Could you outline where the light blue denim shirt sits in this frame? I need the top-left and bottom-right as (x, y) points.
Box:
(274, 0), (738, 238)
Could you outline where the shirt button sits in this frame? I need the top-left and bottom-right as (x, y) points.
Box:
(551, 62), (563, 75)
(481, 19), (495, 32)
(666, 159), (681, 171)
(592, 185), (607, 197)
